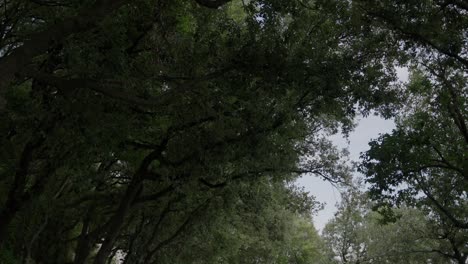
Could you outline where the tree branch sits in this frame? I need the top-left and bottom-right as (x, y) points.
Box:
(0, 0), (129, 103)
(194, 0), (231, 9)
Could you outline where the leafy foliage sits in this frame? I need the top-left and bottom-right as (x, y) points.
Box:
(323, 187), (458, 264)
(1, 0), (466, 263)
(0, 0), (396, 263)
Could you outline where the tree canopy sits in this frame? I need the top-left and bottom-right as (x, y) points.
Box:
(0, 0), (466, 263)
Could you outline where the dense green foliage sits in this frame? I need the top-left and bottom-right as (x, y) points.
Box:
(323, 187), (456, 263)
(352, 0), (468, 263)
(0, 0), (395, 263)
(0, 0), (466, 263)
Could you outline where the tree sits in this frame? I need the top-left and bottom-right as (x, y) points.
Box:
(121, 181), (327, 264)
(329, 1), (468, 262)
(359, 69), (468, 263)
(0, 0), (398, 263)
(322, 186), (370, 264)
(322, 187), (457, 264)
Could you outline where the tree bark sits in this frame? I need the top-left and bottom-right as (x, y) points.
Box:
(0, 139), (43, 247)
(92, 145), (166, 264)
(92, 177), (143, 264)
(194, 0), (232, 9)
(73, 207), (95, 264)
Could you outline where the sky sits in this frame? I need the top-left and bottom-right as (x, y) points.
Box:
(296, 68), (409, 232)
(296, 115), (396, 231)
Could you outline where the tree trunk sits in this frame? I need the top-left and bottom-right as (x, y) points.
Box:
(92, 178), (143, 264)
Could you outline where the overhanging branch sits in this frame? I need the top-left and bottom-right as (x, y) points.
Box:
(194, 0), (232, 9)
(0, 0), (129, 99)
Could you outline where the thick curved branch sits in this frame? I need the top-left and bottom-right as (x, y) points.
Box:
(194, 0), (232, 9)
(92, 138), (170, 264)
(24, 72), (160, 107)
(0, 0), (128, 100)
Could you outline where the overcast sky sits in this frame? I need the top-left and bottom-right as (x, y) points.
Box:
(296, 68), (409, 232)
(296, 115), (396, 231)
